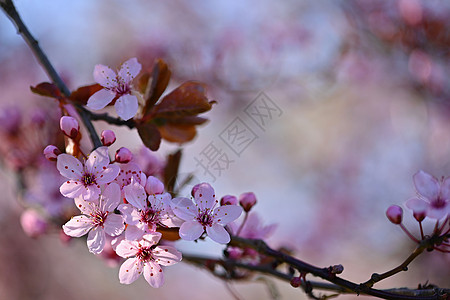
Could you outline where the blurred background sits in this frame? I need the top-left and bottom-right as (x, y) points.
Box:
(0, 0), (449, 299)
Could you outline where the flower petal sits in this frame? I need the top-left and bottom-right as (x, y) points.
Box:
(115, 239), (139, 258)
(63, 215), (93, 237)
(171, 197), (197, 221)
(101, 182), (121, 212)
(124, 178), (147, 210)
(118, 204), (140, 225)
(142, 232), (162, 246)
(118, 58), (142, 83)
(119, 257), (142, 284)
(93, 64), (117, 88)
(85, 146), (110, 174)
(413, 170), (439, 201)
(440, 177), (450, 200)
(194, 183), (217, 211)
(104, 213), (125, 236)
(405, 197), (429, 213)
(87, 226), (105, 254)
(115, 94), (138, 121)
(60, 181), (84, 199)
(153, 246), (182, 266)
(96, 165), (120, 185)
(87, 89), (115, 110)
(427, 205), (448, 220)
(206, 223), (230, 244)
(74, 196), (97, 215)
(143, 261), (164, 288)
(57, 154), (83, 179)
(179, 220), (203, 241)
(213, 205), (242, 225)
(125, 225), (144, 241)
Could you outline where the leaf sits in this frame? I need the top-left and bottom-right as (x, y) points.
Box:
(158, 123), (197, 143)
(30, 82), (62, 99)
(136, 122), (161, 151)
(158, 228), (181, 241)
(137, 72), (151, 94)
(69, 84), (103, 105)
(163, 149), (182, 195)
(142, 59), (172, 117)
(152, 81), (214, 118)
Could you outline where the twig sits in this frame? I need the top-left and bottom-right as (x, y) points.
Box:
(0, 0), (101, 149)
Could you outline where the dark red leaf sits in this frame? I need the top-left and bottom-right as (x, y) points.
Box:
(165, 116), (209, 126)
(69, 84), (103, 105)
(158, 123), (197, 143)
(142, 59), (172, 117)
(136, 122), (162, 151)
(164, 149), (182, 195)
(30, 82), (62, 99)
(152, 81), (214, 118)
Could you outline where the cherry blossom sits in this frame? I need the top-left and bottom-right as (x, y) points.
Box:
(62, 183), (125, 254)
(119, 178), (180, 240)
(406, 170), (450, 220)
(116, 232), (182, 287)
(87, 58), (142, 120)
(57, 146), (120, 201)
(171, 183), (243, 244)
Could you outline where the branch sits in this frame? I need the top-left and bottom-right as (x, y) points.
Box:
(0, 0), (102, 149)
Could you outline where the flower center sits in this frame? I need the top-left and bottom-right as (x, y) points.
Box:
(137, 247), (153, 262)
(92, 211), (108, 227)
(197, 210), (213, 227)
(432, 197), (446, 209)
(82, 173), (96, 186)
(113, 78), (131, 97)
(141, 208), (160, 225)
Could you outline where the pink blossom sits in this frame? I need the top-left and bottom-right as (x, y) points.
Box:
(145, 176), (164, 195)
(119, 178), (180, 240)
(406, 170), (450, 220)
(171, 183), (243, 244)
(60, 116), (79, 139)
(386, 205), (403, 224)
(43, 145), (61, 161)
(57, 146), (120, 201)
(62, 183), (125, 254)
(101, 130), (116, 146)
(20, 209), (48, 238)
(239, 192), (257, 212)
(87, 58), (142, 120)
(116, 232), (182, 287)
(115, 147), (133, 164)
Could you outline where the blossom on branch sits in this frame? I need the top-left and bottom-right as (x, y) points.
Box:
(57, 146), (120, 201)
(116, 232), (182, 288)
(62, 183), (125, 254)
(406, 170), (450, 220)
(171, 183), (243, 244)
(87, 58), (142, 120)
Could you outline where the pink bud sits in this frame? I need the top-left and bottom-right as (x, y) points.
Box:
(413, 211), (426, 222)
(20, 209), (48, 238)
(101, 130), (116, 146)
(386, 205), (403, 224)
(145, 176), (164, 195)
(60, 116), (79, 139)
(239, 192), (257, 212)
(191, 183), (202, 197)
(221, 195), (238, 206)
(43, 145), (62, 161)
(290, 276), (302, 288)
(115, 147), (133, 163)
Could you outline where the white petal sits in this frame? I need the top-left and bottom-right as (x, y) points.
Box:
(413, 170), (439, 201)
(63, 215), (93, 237)
(115, 94), (138, 121)
(101, 182), (121, 212)
(153, 246), (182, 266)
(85, 146), (110, 174)
(125, 225), (144, 241)
(171, 197), (197, 221)
(206, 224), (230, 244)
(60, 181), (84, 199)
(124, 179), (147, 210)
(115, 239), (139, 258)
(104, 213), (125, 236)
(194, 183), (217, 211)
(118, 58), (141, 83)
(142, 232), (162, 246)
(213, 205), (243, 225)
(74, 197), (97, 215)
(57, 154), (83, 179)
(87, 226), (105, 254)
(179, 220), (203, 241)
(87, 89), (115, 110)
(93, 64), (117, 88)
(119, 258), (143, 284)
(143, 261), (164, 288)
(118, 204), (140, 225)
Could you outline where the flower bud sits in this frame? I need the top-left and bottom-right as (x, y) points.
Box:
(145, 176), (164, 195)
(20, 209), (48, 238)
(239, 192), (257, 212)
(386, 205), (403, 224)
(101, 130), (116, 146)
(43, 145), (61, 161)
(221, 195), (238, 206)
(290, 276), (302, 288)
(191, 183), (202, 197)
(115, 147), (133, 163)
(60, 116), (79, 139)
(413, 210), (426, 222)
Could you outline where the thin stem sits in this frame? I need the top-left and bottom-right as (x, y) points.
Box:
(400, 224), (419, 243)
(0, 0), (101, 149)
(418, 221), (424, 240)
(236, 212), (249, 237)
